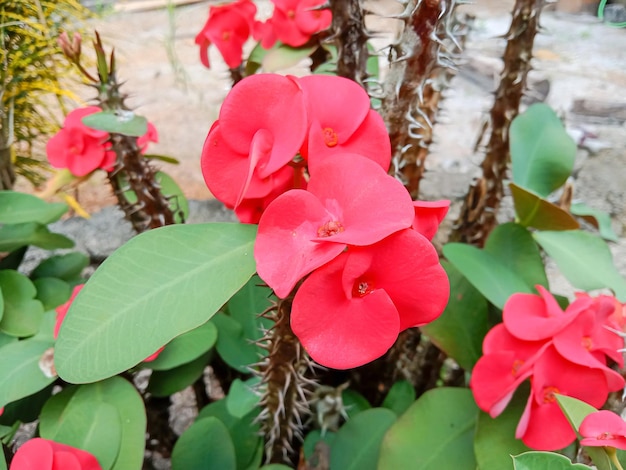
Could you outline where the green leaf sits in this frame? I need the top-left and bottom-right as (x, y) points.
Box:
(33, 277), (71, 311)
(0, 191), (67, 224)
(0, 270), (45, 337)
(143, 320), (217, 371)
(381, 381), (416, 417)
(510, 103), (577, 197)
(570, 203), (620, 242)
(259, 466), (293, 470)
(443, 243), (533, 309)
(0, 384), (53, 425)
(422, 261), (489, 370)
(331, 408), (396, 470)
(510, 183), (580, 231)
(262, 42), (317, 72)
(475, 386), (531, 470)
(147, 352), (210, 397)
(226, 377), (260, 419)
(143, 154), (180, 164)
(121, 171), (188, 224)
(512, 451), (591, 469)
(40, 386), (122, 470)
(485, 222), (549, 289)
(379, 388), (478, 470)
(82, 110), (148, 137)
(342, 389), (371, 419)
(31, 253), (89, 282)
(55, 223), (257, 383)
(0, 222), (74, 252)
(0, 338), (55, 409)
(212, 313), (262, 373)
(0, 447), (5, 470)
(172, 417), (237, 470)
(534, 230), (626, 301)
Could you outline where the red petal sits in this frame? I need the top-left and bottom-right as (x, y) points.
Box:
(580, 410), (626, 449)
(48, 441), (102, 470)
(295, 0), (331, 34)
(219, 74), (307, 178)
(518, 392), (577, 451)
(292, 253), (400, 369)
(308, 154), (414, 245)
(270, 6), (310, 46)
(65, 139), (105, 177)
(64, 107), (107, 139)
(46, 132), (71, 169)
(255, 189), (346, 298)
(51, 452), (82, 470)
(11, 439), (54, 470)
(412, 200), (450, 240)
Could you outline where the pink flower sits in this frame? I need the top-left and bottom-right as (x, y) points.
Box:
(10, 438), (102, 470)
(47, 107), (116, 177)
(54, 285), (84, 339)
(195, 0), (257, 69)
(516, 346), (615, 450)
(291, 229), (449, 369)
(255, 153), (414, 298)
(297, 75), (391, 173)
(412, 200), (450, 241)
(257, 0), (331, 48)
(580, 410), (626, 450)
(143, 346), (165, 362)
(137, 122), (158, 152)
(201, 74), (308, 209)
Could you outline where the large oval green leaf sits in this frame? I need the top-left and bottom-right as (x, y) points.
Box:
(0, 338), (55, 409)
(533, 230), (626, 301)
(485, 222), (549, 289)
(330, 408), (396, 470)
(512, 452), (590, 470)
(55, 223), (257, 383)
(0, 270), (44, 337)
(379, 388), (478, 470)
(171, 417), (237, 470)
(510, 103), (576, 197)
(443, 243), (533, 309)
(422, 261), (489, 371)
(0, 191), (67, 224)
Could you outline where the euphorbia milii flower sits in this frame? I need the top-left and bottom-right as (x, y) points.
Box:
(291, 229), (449, 369)
(257, 0), (331, 48)
(201, 74), (307, 209)
(54, 284), (84, 339)
(412, 200), (450, 240)
(297, 75), (391, 173)
(10, 438), (102, 470)
(516, 346), (616, 450)
(255, 153), (414, 298)
(580, 410), (626, 450)
(47, 107), (116, 177)
(195, 0), (256, 69)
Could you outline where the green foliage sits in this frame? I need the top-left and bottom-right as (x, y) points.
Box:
(510, 183), (579, 231)
(379, 388), (478, 469)
(381, 381), (416, 417)
(82, 110), (148, 137)
(570, 203), (620, 242)
(0, 191), (67, 224)
(0, 270), (44, 337)
(510, 103), (577, 197)
(172, 417), (237, 470)
(30, 252), (89, 283)
(147, 352), (210, 397)
(512, 452), (591, 470)
(55, 223), (257, 383)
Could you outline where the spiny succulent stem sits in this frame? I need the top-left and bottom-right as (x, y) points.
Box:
(450, 0), (545, 245)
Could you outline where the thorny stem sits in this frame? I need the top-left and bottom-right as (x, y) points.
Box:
(256, 296), (317, 464)
(450, 0), (545, 246)
(381, 0), (465, 198)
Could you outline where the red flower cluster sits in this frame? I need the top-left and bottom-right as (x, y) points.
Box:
(195, 0), (330, 69)
(471, 287), (626, 450)
(10, 438), (101, 470)
(201, 73), (450, 369)
(46, 107), (157, 177)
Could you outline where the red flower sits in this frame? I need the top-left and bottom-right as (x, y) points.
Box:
(259, 0), (331, 48)
(516, 346), (615, 450)
(201, 74), (308, 209)
(580, 410), (626, 450)
(54, 284), (84, 339)
(46, 107), (116, 177)
(10, 438), (101, 470)
(291, 229), (449, 369)
(298, 75), (391, 173)
(412, 200), (450, 240)
(255, 153), (414, 298)
(195, 0), (256, 69)
(137, 122), (158, 152)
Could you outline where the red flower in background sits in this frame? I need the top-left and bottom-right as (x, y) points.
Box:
(254, 0), (331, 48)
(195, 0), (256, 69)
(412, 200), (450, 241)
(54, 284), (84, 339)
(201, 74), (308, 210)
(292, 229), (449, 369)
(46, 107), (115, 177)
(10, 438), (101, 470)
(298, 75), (391, 173)
(255, 154), (414, 298)
(580, 410), (626, 450)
